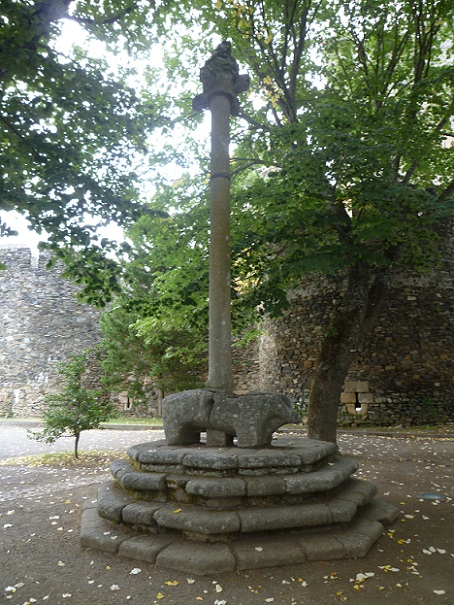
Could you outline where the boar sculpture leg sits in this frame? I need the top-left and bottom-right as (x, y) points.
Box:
(162, 389), (300, 448)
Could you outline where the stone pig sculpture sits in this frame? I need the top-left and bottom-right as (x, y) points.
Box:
(162, 389), (300, 448)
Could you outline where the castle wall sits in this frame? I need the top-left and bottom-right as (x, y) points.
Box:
(0, 245), (102, 416)
(259, 268), (454, 425)
(2, 244), (453, 426)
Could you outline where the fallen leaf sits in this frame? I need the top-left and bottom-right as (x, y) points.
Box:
(165, 580), (179, 586)
(434, 590), (446, 596)
(157, 592), (164, 599)
(130, 568), (142, 575)
(355, 572), (375, 583)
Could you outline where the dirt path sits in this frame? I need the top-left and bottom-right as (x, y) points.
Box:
(1, 433), (453, 605)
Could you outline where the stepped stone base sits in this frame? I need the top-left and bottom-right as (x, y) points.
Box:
(80, 436), (399, 574)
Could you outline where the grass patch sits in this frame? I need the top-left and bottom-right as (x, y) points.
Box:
(104, 417), (163, 426)
(0, 416), (164, 426)
(0, 450), (126, 467)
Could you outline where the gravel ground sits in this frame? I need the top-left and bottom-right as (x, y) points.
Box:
(0, 427), (453, 605)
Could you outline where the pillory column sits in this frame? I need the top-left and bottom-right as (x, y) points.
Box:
(193, 42), (249, 393)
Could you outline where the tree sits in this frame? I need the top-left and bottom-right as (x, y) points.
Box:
(128, 0), (454, 442)
(6, 1), (454, 442)
(98, 198), (211, 406)
(225, 0), (454, 441)
(29, 352), (117, 458)
(0, 0), (163, 304)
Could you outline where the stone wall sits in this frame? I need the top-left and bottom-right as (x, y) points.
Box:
(2, 244), (453, 425)
(259, 267), (454, 426)
(0, 245), (258, 418)
(0, 245), (102, 416)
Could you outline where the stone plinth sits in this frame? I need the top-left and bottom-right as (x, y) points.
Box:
(80, 435), (398, 574)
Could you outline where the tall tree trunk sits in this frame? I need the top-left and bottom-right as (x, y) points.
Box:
(307, 263), (393, 443)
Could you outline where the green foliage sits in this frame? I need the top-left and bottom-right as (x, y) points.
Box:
(29, 352), (118, 458)
(5, 1), (454, 438)
(0, 0), (163, 304)
(99, 199), (210, 401)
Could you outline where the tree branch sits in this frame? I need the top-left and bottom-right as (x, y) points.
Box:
(230, 158), (281, 178)
(440, 179), (454, 202)
(64, 2), (140, 27)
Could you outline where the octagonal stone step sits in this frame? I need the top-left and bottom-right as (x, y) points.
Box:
(110, 455), (358, 503)
(127, 437), (338, 476)
(80, 498), (399, 575)
(97, 476), (377, 535)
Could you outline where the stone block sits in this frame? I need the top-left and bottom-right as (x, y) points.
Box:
(127, 440), (167, 462)
(332, 529), (374, 559)
(80, 505), (130, 553)
(97, 481), (133, 522)
(357, 500), (400, 525)
(119, 535), (176, 563)
(326, 498), (357, 523)
(299, 532), (346, 561)
(333, 518), (384, 558)
(358, 392), (374, 404)
(333, 478), (377, 507)
(238, 502), (332, 532)
(182, 449), (239, 470)
(140, 463), (184, 473)
(341, 392), (357, 404)
(120, 471), (167, 493)
(236, 448), (302, 469)
(111, 460), (167, 493)
(110, 459), (131, 477)
(122, 501), (162, 527)
(185, 476), (247, 498)
(356, 381), (369, 393)
(293, 439), (337, 465)
(343, 381), (357, 393)
(283, 456), (358, 494)
(153, 504), (241, 534)
(232, 536), (306, 570)
(155, 541), (236, 575)
(244, 475), (286, 497)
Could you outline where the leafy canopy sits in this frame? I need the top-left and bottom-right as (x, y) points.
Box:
(116, 0), (454, 324)
(0, 0), (166, 303)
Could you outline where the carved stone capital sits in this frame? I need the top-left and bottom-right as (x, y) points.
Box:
(192, 41), (250, 115)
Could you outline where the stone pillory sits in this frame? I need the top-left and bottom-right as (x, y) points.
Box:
(79, 44), (399, 576)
